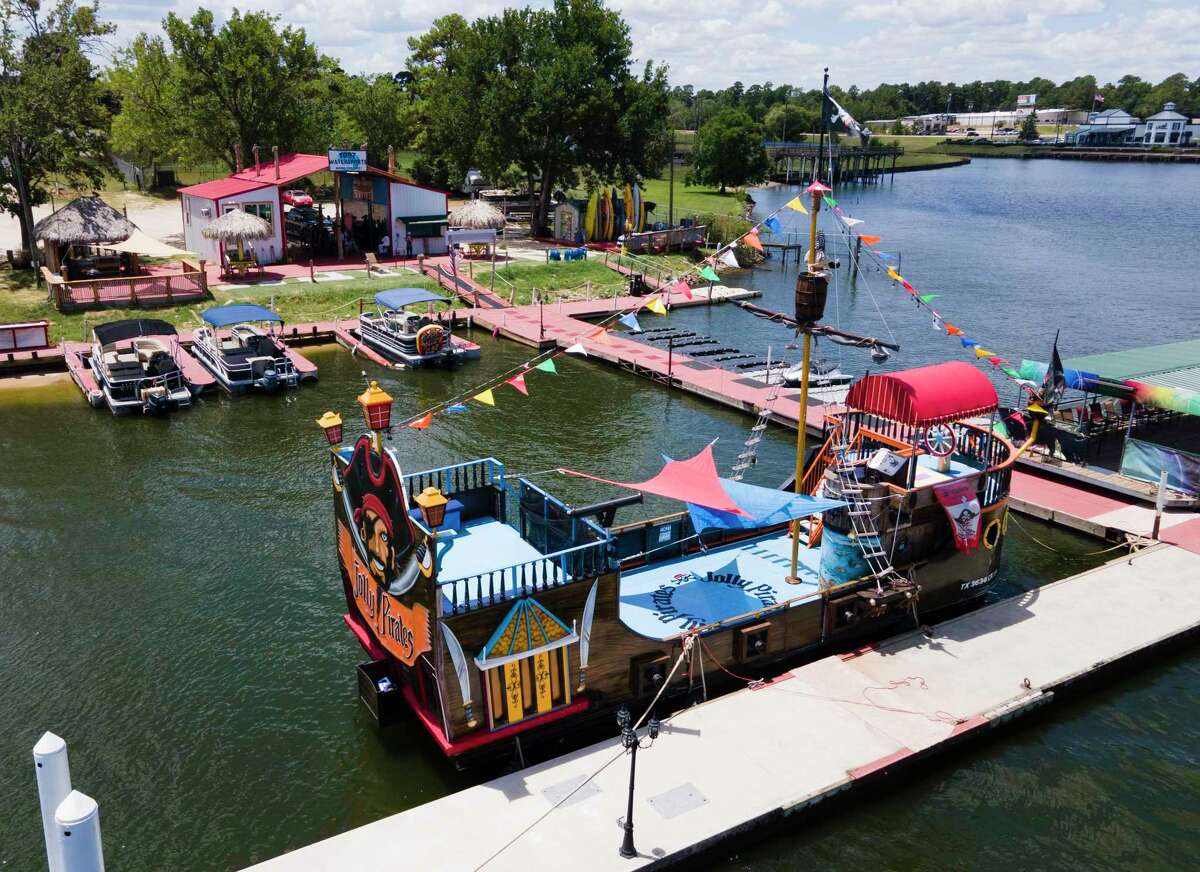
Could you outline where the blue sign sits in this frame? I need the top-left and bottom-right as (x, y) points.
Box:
(328, 149), (367, 173)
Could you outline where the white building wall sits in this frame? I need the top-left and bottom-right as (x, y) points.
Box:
(390, 181), (449, 255)
(390, 181), (447, 217)
(182, 195), (222, 264)
(215, 188), (285, 265)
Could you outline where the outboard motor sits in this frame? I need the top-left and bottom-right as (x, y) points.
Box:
(141, 386), (171, 415)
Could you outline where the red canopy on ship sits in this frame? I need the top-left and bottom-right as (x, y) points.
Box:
(559, 444), (749, 515)
(845, 361), (998, 426)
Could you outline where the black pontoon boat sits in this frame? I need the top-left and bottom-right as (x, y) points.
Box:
(87, 319), (192, 415)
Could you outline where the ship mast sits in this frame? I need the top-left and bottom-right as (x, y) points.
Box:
(787, 67), (830, 583)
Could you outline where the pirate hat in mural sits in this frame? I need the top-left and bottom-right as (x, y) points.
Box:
(340, 435), (432, 596)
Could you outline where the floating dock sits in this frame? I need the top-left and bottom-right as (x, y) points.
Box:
(245, 543), (1200, 871)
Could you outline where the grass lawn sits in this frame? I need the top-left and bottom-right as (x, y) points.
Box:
(491, 259), (628, 305)
(640, 177), (747, 221)
(0, 269), (443, 344)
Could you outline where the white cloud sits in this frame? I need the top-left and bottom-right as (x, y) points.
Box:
(95, 0), (1194, 90)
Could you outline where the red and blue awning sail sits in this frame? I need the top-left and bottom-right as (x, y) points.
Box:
(560, 445), (846, 532)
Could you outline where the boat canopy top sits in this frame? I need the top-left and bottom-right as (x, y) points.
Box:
(202, 303), (283, 327)
(375, 287), (447, 310)
(845, 361), (998, 426)
(93, 318), (177, 346)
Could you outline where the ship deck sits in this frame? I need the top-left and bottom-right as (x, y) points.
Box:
(618, 532), (821, 639)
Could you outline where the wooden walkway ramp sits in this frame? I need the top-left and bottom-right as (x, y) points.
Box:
(245, 543), (1200, 871)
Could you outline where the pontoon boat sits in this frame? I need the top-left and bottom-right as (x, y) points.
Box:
(191, 304), (307, 393)
(87, 319), (192, 415)
(357, 288), (480, 368)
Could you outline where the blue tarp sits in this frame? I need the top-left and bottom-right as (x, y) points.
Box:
(375, 288), (447, 310)
(687, 476), (846, 533)
(201, 304), (282, 326)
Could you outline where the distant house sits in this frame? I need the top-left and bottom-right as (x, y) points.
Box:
(1137, 102), (1193, 146)
(1070, 109), (1140, 146)
(1068, 103), (1197, 147)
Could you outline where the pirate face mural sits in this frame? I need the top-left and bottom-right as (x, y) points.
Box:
(339, 435), (433, 597)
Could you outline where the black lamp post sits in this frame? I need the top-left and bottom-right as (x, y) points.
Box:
(617, 705), (661, 859)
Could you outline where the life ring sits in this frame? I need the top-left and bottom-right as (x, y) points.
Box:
(982, 517), (1002, 550)
(923, 423), (957, 457)
(415, 324), (446, 355)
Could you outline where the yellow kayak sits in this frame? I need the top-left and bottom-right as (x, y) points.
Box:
(584, 190), (599, 241)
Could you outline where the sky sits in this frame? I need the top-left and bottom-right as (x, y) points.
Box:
(98, 0), (1198, 90)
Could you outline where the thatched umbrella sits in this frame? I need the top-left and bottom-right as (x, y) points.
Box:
(34, 195), (136, 274)
(448, 199), (506, 230)
(201, 208), (272, 262)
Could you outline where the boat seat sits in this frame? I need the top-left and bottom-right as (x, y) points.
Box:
(106, 360), (146, 380)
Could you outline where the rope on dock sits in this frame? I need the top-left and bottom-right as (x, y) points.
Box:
(1009, 512), (1150, 557)
(473, 637), (695, 871)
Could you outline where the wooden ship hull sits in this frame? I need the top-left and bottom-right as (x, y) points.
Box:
(328, 362), (1032, 765)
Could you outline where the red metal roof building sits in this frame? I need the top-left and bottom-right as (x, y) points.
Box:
(179, 153), (451, 269)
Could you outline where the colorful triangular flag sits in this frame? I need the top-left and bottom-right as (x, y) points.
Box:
(408, 412), (433, 430)
(859, 234), (881, 246)
(974, 346), (994, 358)
(672, 278), (693, 300)
(742, 230), (763, 252)
(841, 217), (864, 228)
(784, 196), (808, 214)
(719, 249), (740, 268)
(919, 293), (940, 303)
(806, 181), (833, 193)
(932, 315), (944, 331)
(945, 323), (963, 336)
(699, 266), (720, 283)
(446, 404), (468, 412)
(645, 297), (668, 316)
(473, 389), (495, 406)
(565, 343), (587, 356)
(823, 195), (838, 208)
(833, 205), (845, 217)
(618, 312), (642, 332)
(960, 337), (978, 348)
(887, 267), (902, 282)
(763, 215), (782, 234)
(535, 358), (558, 374)
(506, 373), (529, 395)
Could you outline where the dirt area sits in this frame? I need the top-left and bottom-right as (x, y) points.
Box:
(0, 191), (185, 254)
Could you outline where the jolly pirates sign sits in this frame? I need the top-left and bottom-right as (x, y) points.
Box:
(933, 478), (983, 553)
(335, 435), (432, 666)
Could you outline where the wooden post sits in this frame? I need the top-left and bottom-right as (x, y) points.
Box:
(335, 172), (344, 260)
(1152, 470), (1168, 539)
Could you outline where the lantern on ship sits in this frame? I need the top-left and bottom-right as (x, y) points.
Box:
(315, 411), (344, 446)
(414, 486), (449, 529)
(357, 381), (394, 431)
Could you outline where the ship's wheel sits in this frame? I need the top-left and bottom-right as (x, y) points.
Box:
(923, 423), (957, 457)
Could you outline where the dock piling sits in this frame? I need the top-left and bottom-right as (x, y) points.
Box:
(55, 791), (104, 872)
(34, 732), (71, 872)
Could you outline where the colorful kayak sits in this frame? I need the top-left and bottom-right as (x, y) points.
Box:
(630, 184), (642, 232)
(584, 190), (599, 241)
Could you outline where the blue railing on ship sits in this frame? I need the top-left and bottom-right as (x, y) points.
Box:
(437, 537), (612, 615)
(403, 457), (506, 498)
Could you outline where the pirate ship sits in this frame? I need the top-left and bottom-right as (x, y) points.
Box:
(320, 356), (1036, 762)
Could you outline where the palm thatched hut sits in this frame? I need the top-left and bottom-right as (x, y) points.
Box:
(201, 208), (273, 265)
(448, 200), (506, 230)
(33, 195), (136, 275)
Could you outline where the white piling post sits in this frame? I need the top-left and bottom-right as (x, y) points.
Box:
(1151, 469), (1168, 540)
(34, 731), (72, 872)
(55, 790), (105, 872)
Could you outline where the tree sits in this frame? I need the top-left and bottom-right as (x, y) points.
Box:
(686, 109), (768, 193)
(763, 103), (818, 140)
(889, 119), (906, 135)
(407, 0), (670, 234)
(0, 0), (115, 259)
(1018, 111), (1038, 141)
(164, 9), (330, 170)
(107, 34), (184, 181)
(334, 73), (411, 169)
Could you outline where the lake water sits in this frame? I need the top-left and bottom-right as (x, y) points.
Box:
(1, 158), (1197, 870)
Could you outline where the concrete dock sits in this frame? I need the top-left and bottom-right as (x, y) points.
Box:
(245, 543), (1200, 872)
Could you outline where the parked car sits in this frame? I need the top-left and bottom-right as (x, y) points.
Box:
(282, 189), (313, 207)
(965, 129), (979, 137)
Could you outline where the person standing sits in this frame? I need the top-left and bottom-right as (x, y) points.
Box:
(405, 231), (413, 259)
